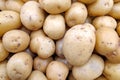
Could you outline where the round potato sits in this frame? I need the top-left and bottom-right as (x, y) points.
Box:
(0, 40), (9, 62)
(88, 0), (113, 16)
(116, 22), (120, 36)
(68, 72), (76, 80)
(77, 0), (96, 4)
(0, 10), (21, 37)
(43, 14), (66, 40)
(7, 52), (33, 80)
(0, 61), (10, 80)
(63, 23), (96, 66)
(95, 27), (119, 56)
(109, 2), (120, 19)
(95, 75), (107, 80)
(72, 54), (104, 80)
(20, 1), (45, 30)
(0, 0), (6, 10)
(92, 16), (117, 30)
(39, 0), (71, 14)
(46, 61), (69, 80)
(34, 56), (53, 73)
(2, 30), (30, 53)
(65, 2), (87, 27)
(28, 70), (47, 80)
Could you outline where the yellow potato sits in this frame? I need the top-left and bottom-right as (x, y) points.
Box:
(77, 0), (96, 4)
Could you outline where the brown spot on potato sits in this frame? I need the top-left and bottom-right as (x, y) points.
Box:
(29, 16), (32, 21)
(90, 39), (93, 43)
(17, 43), (20, 47)
(57, 5), (61, 9)
(104, 2), (109, 7)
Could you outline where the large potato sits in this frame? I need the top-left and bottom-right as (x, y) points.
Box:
(2, 30), (30, 53)
(88, 0), (113, 16)
(95, 27), (119, 56)
(63, 23), (96, 66)
(72, 54), (104, 80)
(77, 0), (96, 4)
(43, 14), (66, 40)
(46, 61), (69, 80)
(65, 2), (88, 27)
(0, 10), (21, 37)
(39, 0), (71, 14)
(20, 1), (45, 30)
(7, 52), (33, 80)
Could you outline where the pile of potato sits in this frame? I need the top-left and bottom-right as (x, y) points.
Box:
(1, 0), (120, 80)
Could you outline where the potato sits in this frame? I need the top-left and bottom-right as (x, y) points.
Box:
(43, 14), (66, 40)
(6, 0), (24, 12)
(7, 52), (33, 80)
(109, 2), (120, 19)
(56, 38), (64, 58)
(116, 22), (120, 36)
(72, 54), (104, 80)
(39, 0), (71, 14)
(65, 2), (87, 27)
(2, 30), (30, 53)
(63, 23), (96, 66)
(34, 56), (53, 73)
(92, 16), (117, 30)
(95, 75), (107, 80)
(77, 0), (96, 4)
(46, 61), (69, 80)
(0, 10), (21, 37)
(103, 60), (120, 80)
(0, 0), (6, 10)
(0, 40), (9, 62)
(95, 27), (119, 56)
(68, 72), (76, 80)
(28, 70), (47, 80)
(0, 61), (10, 80)
(114, 0), (120, 2)
(20, 1), (45, 30)
(88, 0), (113, 16)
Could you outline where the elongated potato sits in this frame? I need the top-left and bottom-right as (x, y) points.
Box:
(0, 10), (21, 37)
(63, 23), (96, 66)
(77, 0), (96, 4)
(20, 1), (45, 30)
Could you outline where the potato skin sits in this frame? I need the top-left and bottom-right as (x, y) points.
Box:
(72, 54), (104, 80)
(2, 30), (30, 53)
(20, 1), (45, 30)
(63, 23), (96, 66)
(0, 10), (21, 37)
(7, 52), (33, 80)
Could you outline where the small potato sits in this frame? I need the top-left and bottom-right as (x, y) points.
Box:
(0, 40), (9, 62)
(7, 52), (33, 80)
(39, 0), (71, 14)
(20, 1), (45, 30)
(46, 61), (69, 80)
(116, 22), (120, 36)
(72, 54), (104, 80)
(95, 27), (119, 55)
(34, 56), (53, 73)
(28, 70), (47, 80)
(0, 0), (6, 10)
(65, 2), (87, 27)
(6, 0), (24, 12)
(109, 2), (120, 19)
(95, 75), (107, 80)
(92, 16), (117, 30)
(0, 61), (10, 80)
(0, 10), (21, 37)
(77, 0), (96, 4)
(63, 23), (96, 66)
(43, 14), (66, 40)
(88, 0), (113, 16)
(2, 30), (30, 53)
(68, 72), (76, 80)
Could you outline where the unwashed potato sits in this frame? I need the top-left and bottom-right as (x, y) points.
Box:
(65, 2), (88, 27)
(103, 60), (120, 80)
(88, 0), (113, 16)
(46, 61), (69, 80)
(92, 16), (117, 30)
(2, 30), (30, 53)
(116, 22), (120, 36)
(68, 72), (76, 80)
(0, 61), (10, 80)
(109, 2), (120, 19)
(63, 23), (96, 66)
(77, 0), (96, 4)
(0, 0), (6, 10)
(72, 54), (104, 80)
(6, 0), (24, 12)
(20, 1), (45, 30)
(0, 40), (9, 62)
(28, 70), (47, 80)
(0, 10), (21, 37)
(39, 0), (71, 14)
(95, 75), (107, 80)
(95, 27), (119, 56)
(34, 56), (53, 73)
(7, 52), (33, 80)
(43, 14), (66, 40)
